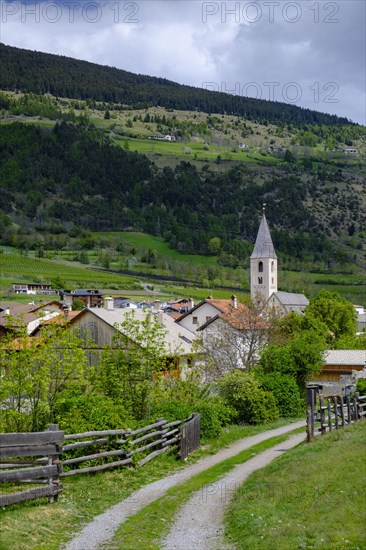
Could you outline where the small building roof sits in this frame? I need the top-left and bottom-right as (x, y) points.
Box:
(251, 214), (277, 259)
(273, 291), (309, 307)
(324, 350), (366, 366)
(62, 289), (104, 297)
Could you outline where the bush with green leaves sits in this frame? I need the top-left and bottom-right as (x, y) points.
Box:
(256, 371), (304, 417)
(150, 379), (236, 439)
(356, 378), (366, 395)
(217, 371), (279, 425)
(55, 394), (132, 433)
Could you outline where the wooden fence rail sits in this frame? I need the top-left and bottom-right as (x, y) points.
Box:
(0, 414), (200, 506)
(0, 424), (64, 507)
(306, 391), (366, 442)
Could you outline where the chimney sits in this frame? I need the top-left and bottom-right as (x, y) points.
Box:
(231, 295), (237, 309)
(188, 298), (194, 311)
(104, 296), (114, 311)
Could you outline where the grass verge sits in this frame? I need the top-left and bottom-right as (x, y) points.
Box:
(104, 427), (305, 550)
(0, 419), (301, 550)
(224, 422), (366, 550)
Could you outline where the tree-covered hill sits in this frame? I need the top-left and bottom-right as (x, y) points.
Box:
(1, 122), (364, 270)
(0, 43), (354, 127)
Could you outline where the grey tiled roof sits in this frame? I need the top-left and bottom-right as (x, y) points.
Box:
(251, 214), (277, 259)
(324, 350), (366, 366)
(273, 291), (309, 306)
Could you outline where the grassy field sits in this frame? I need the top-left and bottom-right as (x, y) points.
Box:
(1, 240), (365, 304)
(92, 231), (218, 266)
(225, 422), (366, 549)
(114, 136), (281, 164)
(0, 419), (299, 550)
(0, 251), (138, 290)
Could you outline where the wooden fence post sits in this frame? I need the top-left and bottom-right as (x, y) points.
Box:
(47, 424), (60, 503)
(327, 399), (332, 431)
(346, 395), (351, 424)
(353, 395), (359, 422)
(319, 398), (326, 435)
(306, 410), (313, 443)
(339, 395), (345, 427)
(157, 418), (166, 449)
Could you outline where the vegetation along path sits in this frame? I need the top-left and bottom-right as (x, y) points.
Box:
(64, 421), (305, 550)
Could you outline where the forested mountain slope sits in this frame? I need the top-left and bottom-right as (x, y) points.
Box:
(0, 43), (353, 126)
(1, 122), (364, 270)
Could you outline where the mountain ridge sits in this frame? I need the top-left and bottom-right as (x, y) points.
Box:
(0, 43), (354, 126)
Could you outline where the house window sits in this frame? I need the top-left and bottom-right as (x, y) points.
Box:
(271, 277), (274, 284)
(271, 261), (274, 273)
(258, 261), (263, 273)
(258, 277), (263, 284)
(192, 316), (198, 325)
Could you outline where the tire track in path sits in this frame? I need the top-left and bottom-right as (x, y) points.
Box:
(161, 432), (305, 550)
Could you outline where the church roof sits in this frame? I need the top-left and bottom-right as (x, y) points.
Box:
(251, 214), (277, 259)
(273, 291), (309, 307)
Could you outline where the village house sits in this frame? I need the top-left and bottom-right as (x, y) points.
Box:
(59, 289), (104, 309)
(176, 295), (241, 335)
(312, 350), (366, 383)
(11, 282), (56, 295)
(66, 305), (196, 376)
(0, 301), (65, 337)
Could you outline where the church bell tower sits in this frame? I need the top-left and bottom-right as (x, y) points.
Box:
(250, 206), (277, 303)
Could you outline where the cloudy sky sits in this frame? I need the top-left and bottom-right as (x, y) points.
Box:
(1, 0), (365, 123)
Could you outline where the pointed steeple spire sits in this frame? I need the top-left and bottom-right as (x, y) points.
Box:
(251, 212), (277, 259)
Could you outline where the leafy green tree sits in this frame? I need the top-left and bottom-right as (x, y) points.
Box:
(207, 236), (221, 255)
(97, 311), (172, 419)
(218, 371), (279, 425)
(305, 290), (357, 343)
(259, 330), (325, 391)
(0, 320), (87, 432)
(72, 299), (85, 311)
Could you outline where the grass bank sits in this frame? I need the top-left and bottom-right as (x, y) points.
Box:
(225, 421), (366, 549)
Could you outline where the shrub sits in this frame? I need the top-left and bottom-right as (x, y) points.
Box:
(150, 400), (192, 423)
(356, 378), (366, 395)
(193, 400), (222, 439)
(218, 371), (279, 425)
(257, 372), (304, 417)
(55, 395), (132, 433)
(194, 396), (238, 439)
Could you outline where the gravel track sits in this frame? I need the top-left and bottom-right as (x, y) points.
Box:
(161, 432), (305, 550)
(63, 421), (305, 550)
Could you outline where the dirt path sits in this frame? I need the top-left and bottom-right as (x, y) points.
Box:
(161, 432), (305, 550)
(64, 421), (305, 550)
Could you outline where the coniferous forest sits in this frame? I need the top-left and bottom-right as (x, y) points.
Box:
(0, 43), (353, 126)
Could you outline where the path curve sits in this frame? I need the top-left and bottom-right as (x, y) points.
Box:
(64, 421), (305, 550)
(161, 432), (305, 550)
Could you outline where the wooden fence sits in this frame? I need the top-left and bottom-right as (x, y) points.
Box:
(306, 390), (366, 442)
(180, 413), (200, 460)
(0, 414), (200, 506)
(0, 424), (64, 507)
